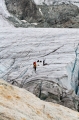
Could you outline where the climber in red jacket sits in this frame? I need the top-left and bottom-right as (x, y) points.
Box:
(33, 61), (36, 72)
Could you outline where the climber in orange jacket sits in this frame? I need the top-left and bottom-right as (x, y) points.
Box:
(33, 61), (36, 72)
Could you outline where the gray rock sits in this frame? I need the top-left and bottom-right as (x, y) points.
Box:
(39, 4), (79, 27)
(23, 79), (79, 111)
(5, 0), (79, 27)
(5, 0), (42, 23)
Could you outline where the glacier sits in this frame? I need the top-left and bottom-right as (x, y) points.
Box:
(0, 0), (79, 95)
(0, 28), (79, 94)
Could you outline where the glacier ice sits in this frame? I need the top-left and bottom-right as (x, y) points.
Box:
(0, 28), (79, 95)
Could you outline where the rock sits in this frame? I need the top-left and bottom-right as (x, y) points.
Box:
(1, 79), (79, 120)
(4, 0), (79, 27)
(5, 0), (42, 23)
(25, 80), (79, 111)
(39, 4), (79, 27)
(40, 90), (49, 100)
(60, 90), (79, 111)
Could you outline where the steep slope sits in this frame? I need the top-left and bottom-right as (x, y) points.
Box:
(0, 79), (79, 120)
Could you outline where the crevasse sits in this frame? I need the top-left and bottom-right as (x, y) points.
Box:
(67, 44), (79, 94)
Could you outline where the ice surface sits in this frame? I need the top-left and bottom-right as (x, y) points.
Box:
(0, 28), (79, 91)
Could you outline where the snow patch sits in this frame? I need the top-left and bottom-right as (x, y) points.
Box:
(34, 0), (79, 6)
(0, 0), (14, 27)
(0, 0), (10, 18)
(39, 8), (43, 16)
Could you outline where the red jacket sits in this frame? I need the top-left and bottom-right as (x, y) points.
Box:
(33, 62), (36, 67)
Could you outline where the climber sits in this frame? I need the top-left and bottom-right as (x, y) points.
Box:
(43, 59), (45, 66)
(33, 61), (36, 72)
(43, 59), (47, 66)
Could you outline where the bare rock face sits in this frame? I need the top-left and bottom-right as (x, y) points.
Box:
(5, 0), (79, 27)
(5, 0), (42, 23)
(38, 3), (79, 27)
(24, 80), (79, 111)
(1, 79), (79, 120)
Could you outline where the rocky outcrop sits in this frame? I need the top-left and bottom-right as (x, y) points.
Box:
(38, 4), (79, 28)
(5, 0), (42, 23)
(5, 0), (79, 27)
(1, 79), (79, 120)
(24, 80), (79, 111)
